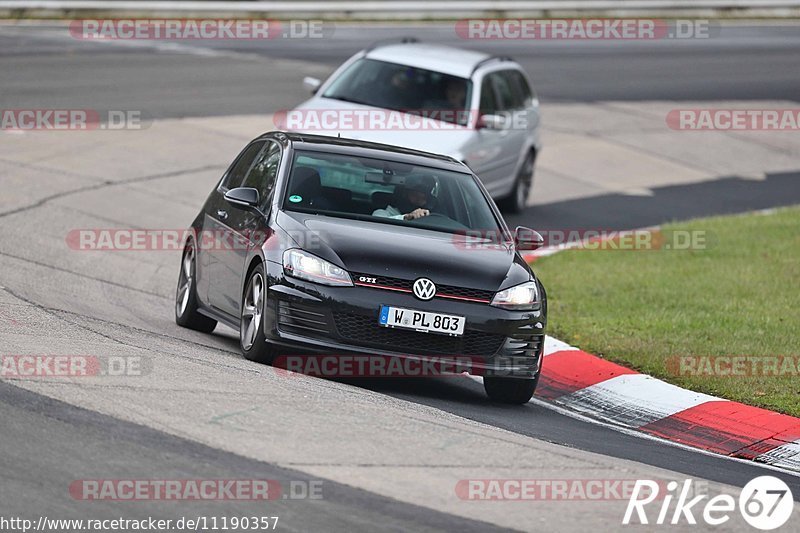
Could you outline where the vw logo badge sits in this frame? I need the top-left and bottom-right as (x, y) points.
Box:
(413, 278), (436, 301)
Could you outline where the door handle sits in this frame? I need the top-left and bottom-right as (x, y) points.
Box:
(217, 209), (228, 220)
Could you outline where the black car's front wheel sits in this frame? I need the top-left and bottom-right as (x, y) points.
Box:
(483, 373), (540, 404)
(240, 263), (278, 364)
(175, 241), (217, 333)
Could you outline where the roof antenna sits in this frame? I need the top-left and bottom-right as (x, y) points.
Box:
(337, 132), (341, 138)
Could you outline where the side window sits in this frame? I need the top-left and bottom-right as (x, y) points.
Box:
(241, 141), (281, 205)
(221, 141), (266, 190)
(479, 76), (497, 115)
(491, 72), (517, 112)
(504, 70), (534, 108)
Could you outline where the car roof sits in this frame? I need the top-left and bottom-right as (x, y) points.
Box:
(364, 43), (494, 79)
(264, 131), (468, 173)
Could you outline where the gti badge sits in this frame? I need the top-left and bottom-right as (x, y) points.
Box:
(413, 278), (436, 301)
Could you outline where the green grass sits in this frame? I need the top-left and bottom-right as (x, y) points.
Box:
(532, 206), (800, 416)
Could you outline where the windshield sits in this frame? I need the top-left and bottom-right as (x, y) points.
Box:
(283, 150), (502, 235)
(322, 58), (472, 126)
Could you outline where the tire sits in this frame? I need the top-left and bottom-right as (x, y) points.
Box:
(175, 240), (217, 333)
(499, 151), (535, 214)
(240, 263), (278, 364)
(483, 373), (540, 404)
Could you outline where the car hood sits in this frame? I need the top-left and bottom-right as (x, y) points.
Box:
(285, 98), (474, 160)
(277, 211), (530, 292)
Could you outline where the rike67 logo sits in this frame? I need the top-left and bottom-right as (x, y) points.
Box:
(623, 476), (794, 529)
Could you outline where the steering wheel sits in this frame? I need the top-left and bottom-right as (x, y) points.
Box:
(406, 212), (447, 222)
(406, 212), (469, 230)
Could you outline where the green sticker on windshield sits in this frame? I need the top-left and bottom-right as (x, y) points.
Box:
(289, 195), (302, 203)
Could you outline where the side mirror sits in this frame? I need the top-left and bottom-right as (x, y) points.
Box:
(303, 76), (322, 94)
(476, 113), (505, 130)
(514, 226), (544, 251)
(224, 187), (260, 208)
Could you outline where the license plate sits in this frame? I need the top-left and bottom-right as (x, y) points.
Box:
(378, 305), (465, 336)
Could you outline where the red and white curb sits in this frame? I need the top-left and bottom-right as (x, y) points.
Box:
(513, 226), (800, 474)
(534, 336), (800, 474)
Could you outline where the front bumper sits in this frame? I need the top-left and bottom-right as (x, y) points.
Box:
(264, 262), (545, 378)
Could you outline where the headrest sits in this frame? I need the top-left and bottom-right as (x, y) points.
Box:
(292, 166), (322, 195)
(371, 191), (394, 209)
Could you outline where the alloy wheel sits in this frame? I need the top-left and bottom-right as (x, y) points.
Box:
(241, 272), (264, 351)
(176, 245), (194, 318)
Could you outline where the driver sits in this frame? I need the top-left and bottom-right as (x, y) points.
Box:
(445, 79), (467, 110)
(372, 175), (433, 221)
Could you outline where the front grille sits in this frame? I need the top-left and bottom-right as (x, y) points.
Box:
(277, 301), (333, 337)
(353, 273), (495, 303)
(359, 275), (409, 291)
(438, 283), (495, 302)
(333, 312), (505, 357)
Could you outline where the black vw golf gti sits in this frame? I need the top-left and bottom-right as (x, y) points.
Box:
(175, 132), (547, 403)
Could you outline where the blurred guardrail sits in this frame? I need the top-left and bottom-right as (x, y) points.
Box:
(2, 0), (800, 18)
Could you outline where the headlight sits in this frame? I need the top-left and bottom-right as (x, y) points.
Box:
(283, 249), (352, 287)
(490, 281), (540, 310)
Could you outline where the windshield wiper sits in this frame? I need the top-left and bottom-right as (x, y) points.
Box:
(324, 95), (375, 106)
